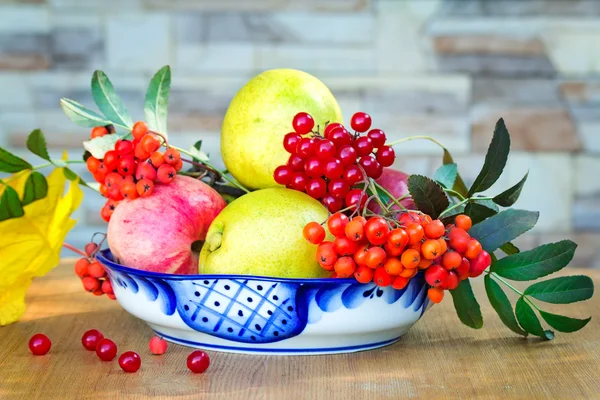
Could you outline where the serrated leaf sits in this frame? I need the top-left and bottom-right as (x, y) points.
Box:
(434, 163), (457, 190)
(407, 175), (449, 219)
(91, 70), (133, 129)
(469, 209), (539, 253)
(469, 118), (511, 196)
(22, 172), (48, 206)
(0, 148), (32, 173)
(0, 186), (24, 221)
(60, 98), (113, 128)
(524, 275), (594, 304)
(83, 132), (132, 159)
(515, 297), (554, 339)
(442, 149), (468, 197)
(493, 171), (529, 207)
(465, 202), (497, 224)
(493, 240), (577, 281)
(26, 129), (51, 162)
(500, 242), (520, 255)
(484, 275), (527, 336)
(450, 279), (483, 329)
(144, 65), (171, 134)
(539, 310), (591, 333)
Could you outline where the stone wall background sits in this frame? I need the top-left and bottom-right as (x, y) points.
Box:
(0, 0), (598, 266)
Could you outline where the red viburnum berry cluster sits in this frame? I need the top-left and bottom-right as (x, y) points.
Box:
(273, 112), (396, 213)
(85, 121), (183, 222)
(73, 241), (115, 300)
(303, 213), (491, 304)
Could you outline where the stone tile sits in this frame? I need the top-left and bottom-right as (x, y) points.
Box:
(537, 232), (600, 268)
(438, 0), (600, 17)
(362, 86), (466, 115)
(436, 54), (556, 78)
(573, 196), (600, 232)
(473, 78), (561, 106)
(390, 155), (436, 178)
(49, 0), (142, 10)
(106, 13), (170, 73)
(578, 122), (600, 153)
(433, 35), (546, 56)
(175, 43), (255, 74)
(168, 114), (223, 132)
(0, 5), (50, 33)
(0, 33), (50, 70)
(50, 27), (104, 70)
(0, 73), (33, 109)
(471, 106), (581, 152)
(560, 81), (600, 104)
(143, 0), (369, 12)
(575, 155), (600, 197)
(542, 22), (600, 74)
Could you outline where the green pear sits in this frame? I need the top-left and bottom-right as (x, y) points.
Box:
(199, 188), (331, 278)
(221, 69), (343, 190)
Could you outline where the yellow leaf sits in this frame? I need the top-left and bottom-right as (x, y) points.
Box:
(0, 168), (83, 326)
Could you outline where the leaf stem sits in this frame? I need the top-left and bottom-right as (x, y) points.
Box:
(368, 177), (390, 213)
(386, 135), (447, 149)
(489, 272), (541, 311)
(62, 243), (88, 258)
(444, 188), (466, 201)
(438, 198), (469, 218)
(372, 181), (407, 211)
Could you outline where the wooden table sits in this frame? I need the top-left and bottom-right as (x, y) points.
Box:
(1, 261), (599, 399)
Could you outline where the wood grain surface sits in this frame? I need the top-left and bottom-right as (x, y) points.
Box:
(1, 261), (599, 400)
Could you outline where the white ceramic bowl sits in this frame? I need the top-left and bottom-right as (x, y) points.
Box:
(97, 250), (429, 355)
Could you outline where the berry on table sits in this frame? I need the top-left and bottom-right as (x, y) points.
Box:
(149, 336), (168, 355)
(96, 338), (117, 361)
(187, 350), (210, 373)
(118, 351), (141, 373)
(81, 329), (104, 351)
(28, 333), (51, 355)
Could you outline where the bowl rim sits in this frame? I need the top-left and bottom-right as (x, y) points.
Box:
(96, 249), (357, 284)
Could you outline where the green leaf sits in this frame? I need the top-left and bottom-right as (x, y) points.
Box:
(473, 198), (499, 212)
(524, 275), (594, 304)
(515, 298), (554, 339)
(26, 129), (51, 161)
(484, 275), (527, 336)
(469, 209), (539, 253)
(493, 171), (529, 207)
(0, 147), (32, 173)
(144, 65), (171, 134)
(63, 167), (95, 190)
(493, 240), (577, 281)
(189, 141), (209, 163)
(500, 242), (520, 255)
(407, 175), (449, 219)
(450, 279), (483, 329)
(469, 118), (511, 196)
(539, 310), (591, 333)
(21, 171), (48, 206)
(60, 98), (113, 128)
(91, 70), (133, 129)
(442, 149), (468, 197)
(0, 185), (25, 221)
(465, 202), (497, 224)
(83, 132), (132, 159)
(434, 163), (457, 190)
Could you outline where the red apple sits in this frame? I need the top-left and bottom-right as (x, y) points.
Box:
(149, 336), (168, 355)
(107, 176), (226, 274)
(369, 168), (415, 214)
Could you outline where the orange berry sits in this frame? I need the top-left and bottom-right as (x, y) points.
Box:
(173, 158), (183, 171)
(442, 251), (462, 270)
(365, 246), (387, 269)
(383, 257), (404, 276)
(353, 216), (367, 226)
(365, 217), (389, 245)
(455, 214), (472, 231)
(400, 248), (420, 269)
(120, 181), (139, 200)
(86, 156), (101, 174)
(316, 241), (337, 269)
(88, 261), (105, 278)
(327, 213), (349, 236)
(164, 148), (181, 166)
(408, 241), (422, 253)
(399, 267), (417, 278)
(90, 126), (108, 139)
(353, 244), (369, 266)
(141, 134), (161, 154)
(392, 276), (409, 290)
(82, 276), (100, 292)
(148, 151), (165, 168)
(354, 265), (374, 283)
(334, 236), (359, 256)
(417, 258), (433, 270)
(157, 164), (176, 184)
(136, 178), (155, 197)
(132, 121), (149, 140)
(373, 267), (393, 287)
(384, 242), (404, 257)
(406, 223), (424, 245)
(99, 184), (109, 197)
(427, 287), (444, 303)
(388, 228), (409, 248)
(74, 258), (90, 278)
(424, 219), (445, 239)
(345, 219), (365, 242)
(420, 214), (432, 227)
(398, 211), (421, 227)
(303, 222), (326, 245)
(134, 143), (151, 160)
(437, 238), (448, 255)
(421, 239), (442, 260)
(464, 239), (483, 260)
(334, 256), (356, 278)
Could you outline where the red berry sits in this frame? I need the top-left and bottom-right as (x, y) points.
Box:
(28, 334), (51, 355)
(449, 227), (470, 253)
(141, 135), (161, 154)
(118, 351), (141, 373)
(104, 172), (123, 189)
(445, 271), (460, 290)
(424, 220), (445, 239)
(103, 150), (119, 171)
(322, 195), (343, 213)
(120, 181), (139, 200)
(329, 127), (352, 147)
(296, 138), (316, 159)
(328, 179), (350, 199)
(288, 172), (308, 191)
(96, 338), (117, 361)
(118, 156), (136, 176)
(283, 132), (302, 153)
(358, 156), (382, 179)
(351, 112), (372, 133)
(355, 265), (374, 283)
(91, 126), (108, 139)
(374, 266), (393, 286)
(455, 257), (471, 280)
(81, 329), (104, 351)
(292, 112), (315, 135)
(469, 250), (491, 278)
(164, 148), (181, 165)
(134, 163), (156, 182)
(149, 336), (168, 355)
(116, 140), (134, 156)
(376, 146), (395, 167)
(108, 186), (124, 201)
(324, 122), (343, 139)
(136, 179), (154, 197)
(107, 293), (116, 300)
(315, 140), (336, 160)
(367, 129), (386, 148)
(82, 276), (100, 292)
(343, 165), (363, 185)
(157, 164), (176, 184)
(173, 158), (183, 172)
(303, 222), (326, 245)
(88, 261), (105, 278)
(323, 158), (344, 179)
(345, 188), (367, 210)
(327, 213), (349, 236)
(425, 265), (449, 287)
(353, 136), (374, 157)
(134, 144), (151, 161)
(365, 217), (390, 246)
(304, 157), (324, 178)
(333, 236), (359, 256)
(132, 121), (149, 140)
(86, 156), (101, 174)
(148, 151), (165, 168)
(306, 178), (327, 198)
(287, 154), (305, 172)
(187, 350), (210, 373)
(337, 145), (357, 166)
(334, 256), (357, 278)
(274, 166), (292, 185)
(101, 279), (113, 294)
(74, 258), (90, 278)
